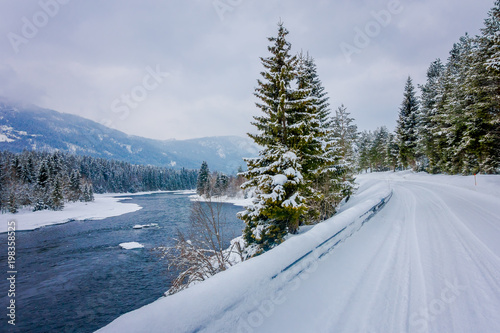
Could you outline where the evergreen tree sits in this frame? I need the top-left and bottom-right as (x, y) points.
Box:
(460, 2), (500, 173)
(86, 183), (95, 202)
(239, 23), (351, 253)
(293, 53), (337, 221)
(418, 59), (445, 172)
(385, 133), (399, 171)
(214, 173), (229, 195)
(21, 155), (35, 184)
(485, 1), (500, 73)
(239, 22), (308, 251)
(37, 159), (50, 188)
(369, 127), (390, 171)
(432, 36), (473, 173)
(196, 161), (210, 196)
(330, 105), (358, 199)
(50, 177), (64, 211)
(357, 131), (373, 173)
(69, 169), (82, 202)
(8, 191), (18, 214)
(396, 76), (419, 169)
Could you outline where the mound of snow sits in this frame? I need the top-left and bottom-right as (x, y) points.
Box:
(119, 242), (144, 250)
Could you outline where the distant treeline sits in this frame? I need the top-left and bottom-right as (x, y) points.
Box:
(0, 150), (198, 213)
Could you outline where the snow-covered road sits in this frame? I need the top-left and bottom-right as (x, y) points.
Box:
(98, 172), (500, 333)
(248, 173), (500, 333)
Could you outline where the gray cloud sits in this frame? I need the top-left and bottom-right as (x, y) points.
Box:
(0, 0), (494, 139)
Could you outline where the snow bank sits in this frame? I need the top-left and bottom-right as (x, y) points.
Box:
(189, 194), (254, 207)
(119, 242), (145, 250)
(133, 223), (159, 229)
(113, 189), (195, 197)
(97, 174), (392, 333)
(0, 194), (142, 233)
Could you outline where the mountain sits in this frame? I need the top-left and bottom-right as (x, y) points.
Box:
(0, 101), (259, 174)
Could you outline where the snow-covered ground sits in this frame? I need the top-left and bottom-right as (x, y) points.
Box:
(0, 194), (142, 233)
(189, 193), (253, 207)
(97, 171), (500, 333)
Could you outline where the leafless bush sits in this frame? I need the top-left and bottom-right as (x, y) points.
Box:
(157, 197), (244, 296)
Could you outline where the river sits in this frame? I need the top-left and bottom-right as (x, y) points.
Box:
(0, 192), (245, 332)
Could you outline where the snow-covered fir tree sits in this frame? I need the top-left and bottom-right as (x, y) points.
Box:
(239, 22), (348, 253)
(293, 52), (338, 221)
(239, 22), (307, 251)
(459, 2), (500, 173)
(50, 176), (65, 211)
(385, 133), (399, 171)
(69, 169), (82, 202)
(356, 131), (373, 173)
(196, 161), (211, 196)
(81, 182), (94, 202)
(369, 126), (390, 172)
(330, 105), (357, 200)
(396, 76), (419, 169)
(8, 191), (18, 214)
(417, 59), (445, 172)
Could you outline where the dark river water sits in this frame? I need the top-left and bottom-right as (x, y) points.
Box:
(0, 192), (245, 333)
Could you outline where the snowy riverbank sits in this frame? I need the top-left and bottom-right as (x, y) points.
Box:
(189, 193), (253, 207)
(0, 190), (198, 233)
(0, 193), (143, 233)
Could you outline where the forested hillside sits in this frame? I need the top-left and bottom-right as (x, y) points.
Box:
(0, 101), (257, 175)
(0, 150), (197, 213)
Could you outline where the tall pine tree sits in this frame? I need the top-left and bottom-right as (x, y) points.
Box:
(396, 76), (419, 169)
(330, 105), (357, 199)
(196, 161), (210, 196)
(239, 22), (308, 252)
(417, 59), (445, 172)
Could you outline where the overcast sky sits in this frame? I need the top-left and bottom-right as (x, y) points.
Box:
(0, 0), (494, 140)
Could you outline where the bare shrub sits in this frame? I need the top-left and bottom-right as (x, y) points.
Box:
(156, 197), (244, 296)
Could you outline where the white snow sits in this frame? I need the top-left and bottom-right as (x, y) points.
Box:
(0, 133), (14, 142)
(0, 194), (142, 233)
(271, 174), (288, 186)
(217, 147), (226, 159)
(119, 242), (144, 250)
(97, 171), (500, 333)
(189, 193), (254, 207)
(133, 223), (159, 229)
(0, 125), (16, 142)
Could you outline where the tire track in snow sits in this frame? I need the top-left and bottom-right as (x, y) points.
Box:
(393, 181), (500, 333)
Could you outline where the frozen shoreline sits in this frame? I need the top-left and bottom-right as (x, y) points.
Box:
(0, 189), (194, 233)
(188, 193), (253, 207)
